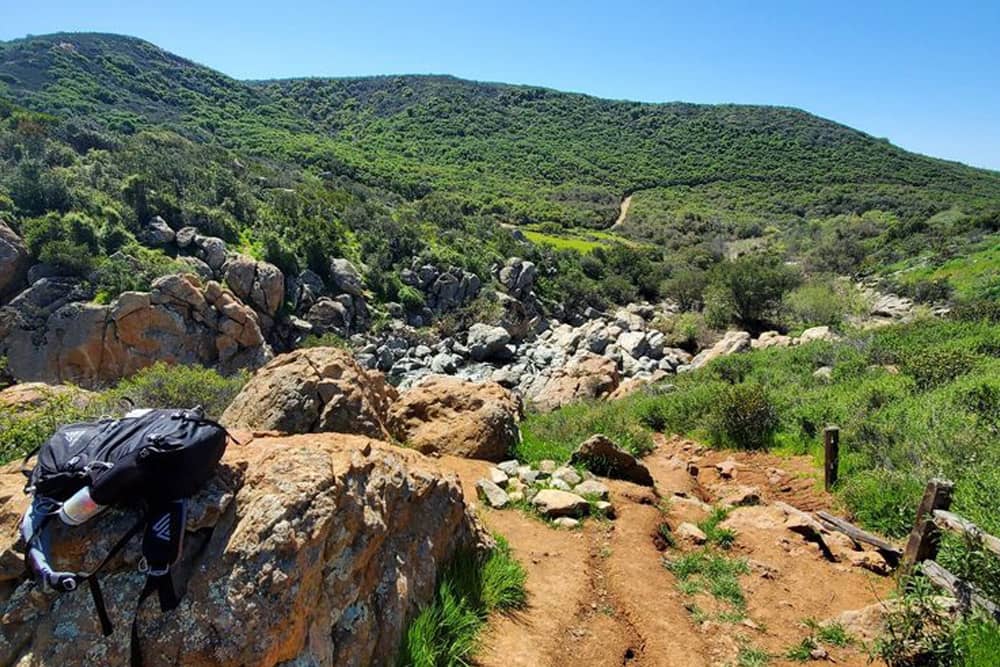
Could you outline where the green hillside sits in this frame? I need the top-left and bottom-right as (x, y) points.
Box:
(1, 31), (998, 310)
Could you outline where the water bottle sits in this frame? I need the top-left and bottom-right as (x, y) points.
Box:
(58, 487), (105, 526)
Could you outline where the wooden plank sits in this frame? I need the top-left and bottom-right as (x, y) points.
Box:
(922, 560), (1000, 622)
(816, 511), (902, 560)
(823, 426), (840, 491)
(902, 478), (954, 570)
(933, 510), (1000, 559)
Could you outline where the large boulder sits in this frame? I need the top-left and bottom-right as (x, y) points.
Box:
(0, 433), (488, 666)
(221, 347), (396, 438)
(527, 353), (621, 412)
(466, 323), (512, 362)
(0, 275), (271, 387)
(0, 221), (29, 302)
(687, 330), (751, 370)
(329, 258), (365, 297)
(389, 375), (522, 461)
(570, 434), (654, 487)
(498, 257), (536, 298)
(223, 255), (285, 319)
(137, 215), (175, 247)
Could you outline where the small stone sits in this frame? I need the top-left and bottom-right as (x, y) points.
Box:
(573, 479), (610, 500)
(676, 522), (707, 545)
(498, 460), (520, 476)
(593, 501), (616, 519)
(810, 647), (829, 660)
(531, 489), (590, 518)
(716, 459), (738, 479)
(476, 479), (510, 509)
(518, 468), (540, 485)
(552, 517), (580, 529)
(720, 485), (761, 508)
(538, 460), (557, 474)
(552, 466), (583, 487)
(488, 468), (509, 488)
(549, 478), (572, 491)
(507, 491), (525, 504)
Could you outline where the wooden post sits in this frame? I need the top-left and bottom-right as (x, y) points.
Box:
(902, 478), (954, 570)
(823, 426), (840, 491)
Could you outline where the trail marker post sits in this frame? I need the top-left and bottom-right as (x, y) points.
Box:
(823, 426), (840, 491)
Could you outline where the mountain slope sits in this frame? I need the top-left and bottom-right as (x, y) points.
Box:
(3, 32), (999, 230)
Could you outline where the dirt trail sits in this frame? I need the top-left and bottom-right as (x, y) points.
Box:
(611, 194), (633, 230)
(439, 435), (894, 666)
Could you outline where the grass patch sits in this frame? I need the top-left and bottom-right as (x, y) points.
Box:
(736, 644), (771, 667)
(518, 400), (654, 464)
(398, 536), (526, 667)
(698, 506), (737, 550)
(663, 549), (750, 616)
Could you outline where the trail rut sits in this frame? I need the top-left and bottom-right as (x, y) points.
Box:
(440, 435), (893, 666)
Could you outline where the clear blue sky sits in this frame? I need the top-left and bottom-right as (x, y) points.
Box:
(3, 1), (999, 170)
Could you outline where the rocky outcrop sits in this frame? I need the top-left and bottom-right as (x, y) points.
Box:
(0, 274), (271, 387)
(0, 221), (29, 303)
(389, 375), (522, 461)
(0, 433), (488, 666)
(223, 254), (285, 322)
(222, 347), (396, 438)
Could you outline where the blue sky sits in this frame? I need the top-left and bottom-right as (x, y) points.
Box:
(3, 1), (998, 170)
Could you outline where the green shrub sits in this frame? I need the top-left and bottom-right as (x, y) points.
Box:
(783, 279), (864, 327)
(107, 362), (249, 418)
(300, 332), (349, 349)
(903, 347), (980, 390)
(873, 575), (962, 667)
(0, 394), (95, 464)
(708, 382), (778, 450)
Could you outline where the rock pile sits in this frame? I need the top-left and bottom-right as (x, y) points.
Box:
(474, 455), (615, 528)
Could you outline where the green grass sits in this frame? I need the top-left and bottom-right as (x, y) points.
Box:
(518, 399), (654, 464)
(663, 550), (750, 615)
(698, 506), (738, 550)
(398, 536), (526, 667)
(522, 229), (605, 253)
(736, 645), (771, 667)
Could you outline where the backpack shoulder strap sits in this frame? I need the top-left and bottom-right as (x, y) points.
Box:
(130, 499), (187, 667)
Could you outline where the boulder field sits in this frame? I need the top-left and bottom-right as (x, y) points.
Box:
(0, 433), (490, 667)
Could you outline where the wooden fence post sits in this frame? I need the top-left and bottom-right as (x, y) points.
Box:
(902, 478), (955, 570)
(823, 426), (840, 491)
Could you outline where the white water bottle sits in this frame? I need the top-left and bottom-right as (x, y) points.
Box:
(58, 487), (105, 526)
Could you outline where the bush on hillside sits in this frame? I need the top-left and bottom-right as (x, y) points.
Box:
(708, 382), (778, 450)
(705, 255), (801, 330)
(782, 279), (865, 328)
(106, 362), (249, 418)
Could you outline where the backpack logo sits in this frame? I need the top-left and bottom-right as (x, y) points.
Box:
(152, 515), (171, 542)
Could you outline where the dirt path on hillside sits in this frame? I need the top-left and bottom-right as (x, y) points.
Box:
(611, 194), (633, 230)
(439, 435), (894, 666)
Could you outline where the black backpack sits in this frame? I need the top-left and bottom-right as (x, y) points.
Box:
(20, 407), (230, 666)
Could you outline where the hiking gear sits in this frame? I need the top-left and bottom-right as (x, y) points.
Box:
(58, 486), (105, 525)
(20, 407), (228, 666)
